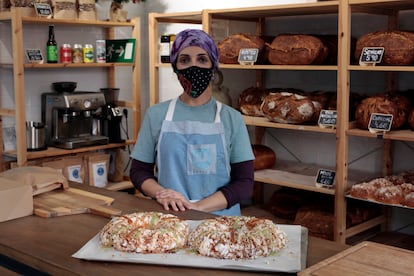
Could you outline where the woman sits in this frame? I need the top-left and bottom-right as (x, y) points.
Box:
(130, 29), (254, 216)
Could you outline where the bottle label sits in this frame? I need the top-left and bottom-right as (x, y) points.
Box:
(47, 45), (57, 62)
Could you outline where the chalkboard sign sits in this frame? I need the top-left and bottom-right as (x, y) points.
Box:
(368, 113), (393, 133)
(34, 3), (52, 17)
(315, 169), (336, 188)
(318, 109), (337, 128)
(359, 47), (384, 65)
(25, 49), (44, 63)
(238, 48), (259, 65)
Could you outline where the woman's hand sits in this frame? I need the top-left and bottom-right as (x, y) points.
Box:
(155, 189), (192, 211)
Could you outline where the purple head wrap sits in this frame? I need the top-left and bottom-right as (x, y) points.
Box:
(170, 29), (219, 72)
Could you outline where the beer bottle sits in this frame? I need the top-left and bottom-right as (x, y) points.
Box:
(46, 25), (58, 63)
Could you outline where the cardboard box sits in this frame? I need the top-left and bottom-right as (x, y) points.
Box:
(0, 177), (33, 222)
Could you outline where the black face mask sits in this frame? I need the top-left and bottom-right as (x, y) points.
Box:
(176, 66), (213, 98)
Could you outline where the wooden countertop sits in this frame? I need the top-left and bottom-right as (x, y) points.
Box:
(0, 183), (349, 275)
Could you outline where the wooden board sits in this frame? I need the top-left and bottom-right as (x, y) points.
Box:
(299, 241), (414, 276)
(33, 188), (121, 218)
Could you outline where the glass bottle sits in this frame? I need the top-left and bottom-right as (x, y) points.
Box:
(46, 25), (58, 63)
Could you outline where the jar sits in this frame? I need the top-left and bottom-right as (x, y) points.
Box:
(72, 44), (83, 63)
(83, 44), (94, 63)
(60, 44), (72, 63)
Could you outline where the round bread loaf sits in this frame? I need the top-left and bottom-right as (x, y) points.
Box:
(261, 92), (315, 124)
(238, 87), (269, 117)
(355, 93), (411, 130)
(267, 34), (328, 65)
(252, 144), (276, 170)
(355, 30), (414, 65)
(217, 33), (265, 64)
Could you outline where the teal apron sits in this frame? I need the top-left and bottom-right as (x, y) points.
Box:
(156, 98), (240, 216)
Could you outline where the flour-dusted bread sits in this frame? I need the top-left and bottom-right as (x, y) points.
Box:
(355, 30), (414, 65)
(355, 93), (411, 130)
(261, 92), (315, 124)
(238, 87), (269, 117)
(267, 34), (329, 65)
(217, 33), (266, 64)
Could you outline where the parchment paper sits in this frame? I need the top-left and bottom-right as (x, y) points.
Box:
(72, 222), (308, 273)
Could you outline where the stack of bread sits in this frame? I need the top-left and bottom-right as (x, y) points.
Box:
(217, 33), (340, 65)
(238, 87), (337, 125)
(349, 172), (414, 208)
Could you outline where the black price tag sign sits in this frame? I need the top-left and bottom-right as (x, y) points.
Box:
(34, 3), (52, 17)
(315, 169), (336, 188)
(359, 47), (384, 66)
(238, 48), (259, 65)
(318, 110), (337, 128)
(368, 113), (393, 133)
(25, 49), (44, 63)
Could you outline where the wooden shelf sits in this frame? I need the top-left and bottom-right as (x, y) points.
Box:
(0, 7), (141, 168)
(244, 116), (337, 134)
(3, 140), (135, 160)
(149, 1), (414, 245)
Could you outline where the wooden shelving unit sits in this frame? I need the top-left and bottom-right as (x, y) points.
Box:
(148, 0), (414, 244)
(0, 8), (141, 167)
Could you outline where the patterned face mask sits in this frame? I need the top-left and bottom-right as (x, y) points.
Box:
(176, 66), (213, 98)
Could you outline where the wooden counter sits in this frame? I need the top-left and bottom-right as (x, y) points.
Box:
(0, 184), (349, 275)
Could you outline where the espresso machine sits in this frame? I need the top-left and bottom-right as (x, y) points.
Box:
(41, 91), (109, 149)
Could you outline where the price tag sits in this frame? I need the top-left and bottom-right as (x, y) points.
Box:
(25, 49), (44, 64)
(238, 48), (259, 65)
(359, 47), (384, 66)
(34, 3), (53, 17)
(315, 169), (336, 189)
(318, 109), (337, 128)
(368, 113), (393, 133)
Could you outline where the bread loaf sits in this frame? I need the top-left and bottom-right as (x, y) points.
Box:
(238, 87), (269, 117)
(217, 33), (265, 64)
(267, 34), (328, 65)
(355, 93), (411, 130)
(355, 30), (414, 65)
(261, 92), (315, 124)
(252, 144), (276, 170)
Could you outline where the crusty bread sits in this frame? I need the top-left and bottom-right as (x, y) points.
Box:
(261, 92), (315, 124)
(217, 33), (266, 64)
(238, 87), (269, 117)
(267, 34), (328, 65)
(355, 30), (414, 65)
(252, 144), (276, 170)
(355, 93), (411, 130)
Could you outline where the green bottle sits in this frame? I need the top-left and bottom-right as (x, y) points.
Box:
(46, 25), (57, 63)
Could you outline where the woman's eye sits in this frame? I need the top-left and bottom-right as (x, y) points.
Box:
(178, 57), (189, 64)
(198, 56), (209, 63)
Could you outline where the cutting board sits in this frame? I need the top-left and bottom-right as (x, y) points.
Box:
(299, 241), (414, 276)
(33, 188), (122, 218)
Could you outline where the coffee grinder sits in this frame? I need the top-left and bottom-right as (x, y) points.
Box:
(99, 88), (124, 143)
